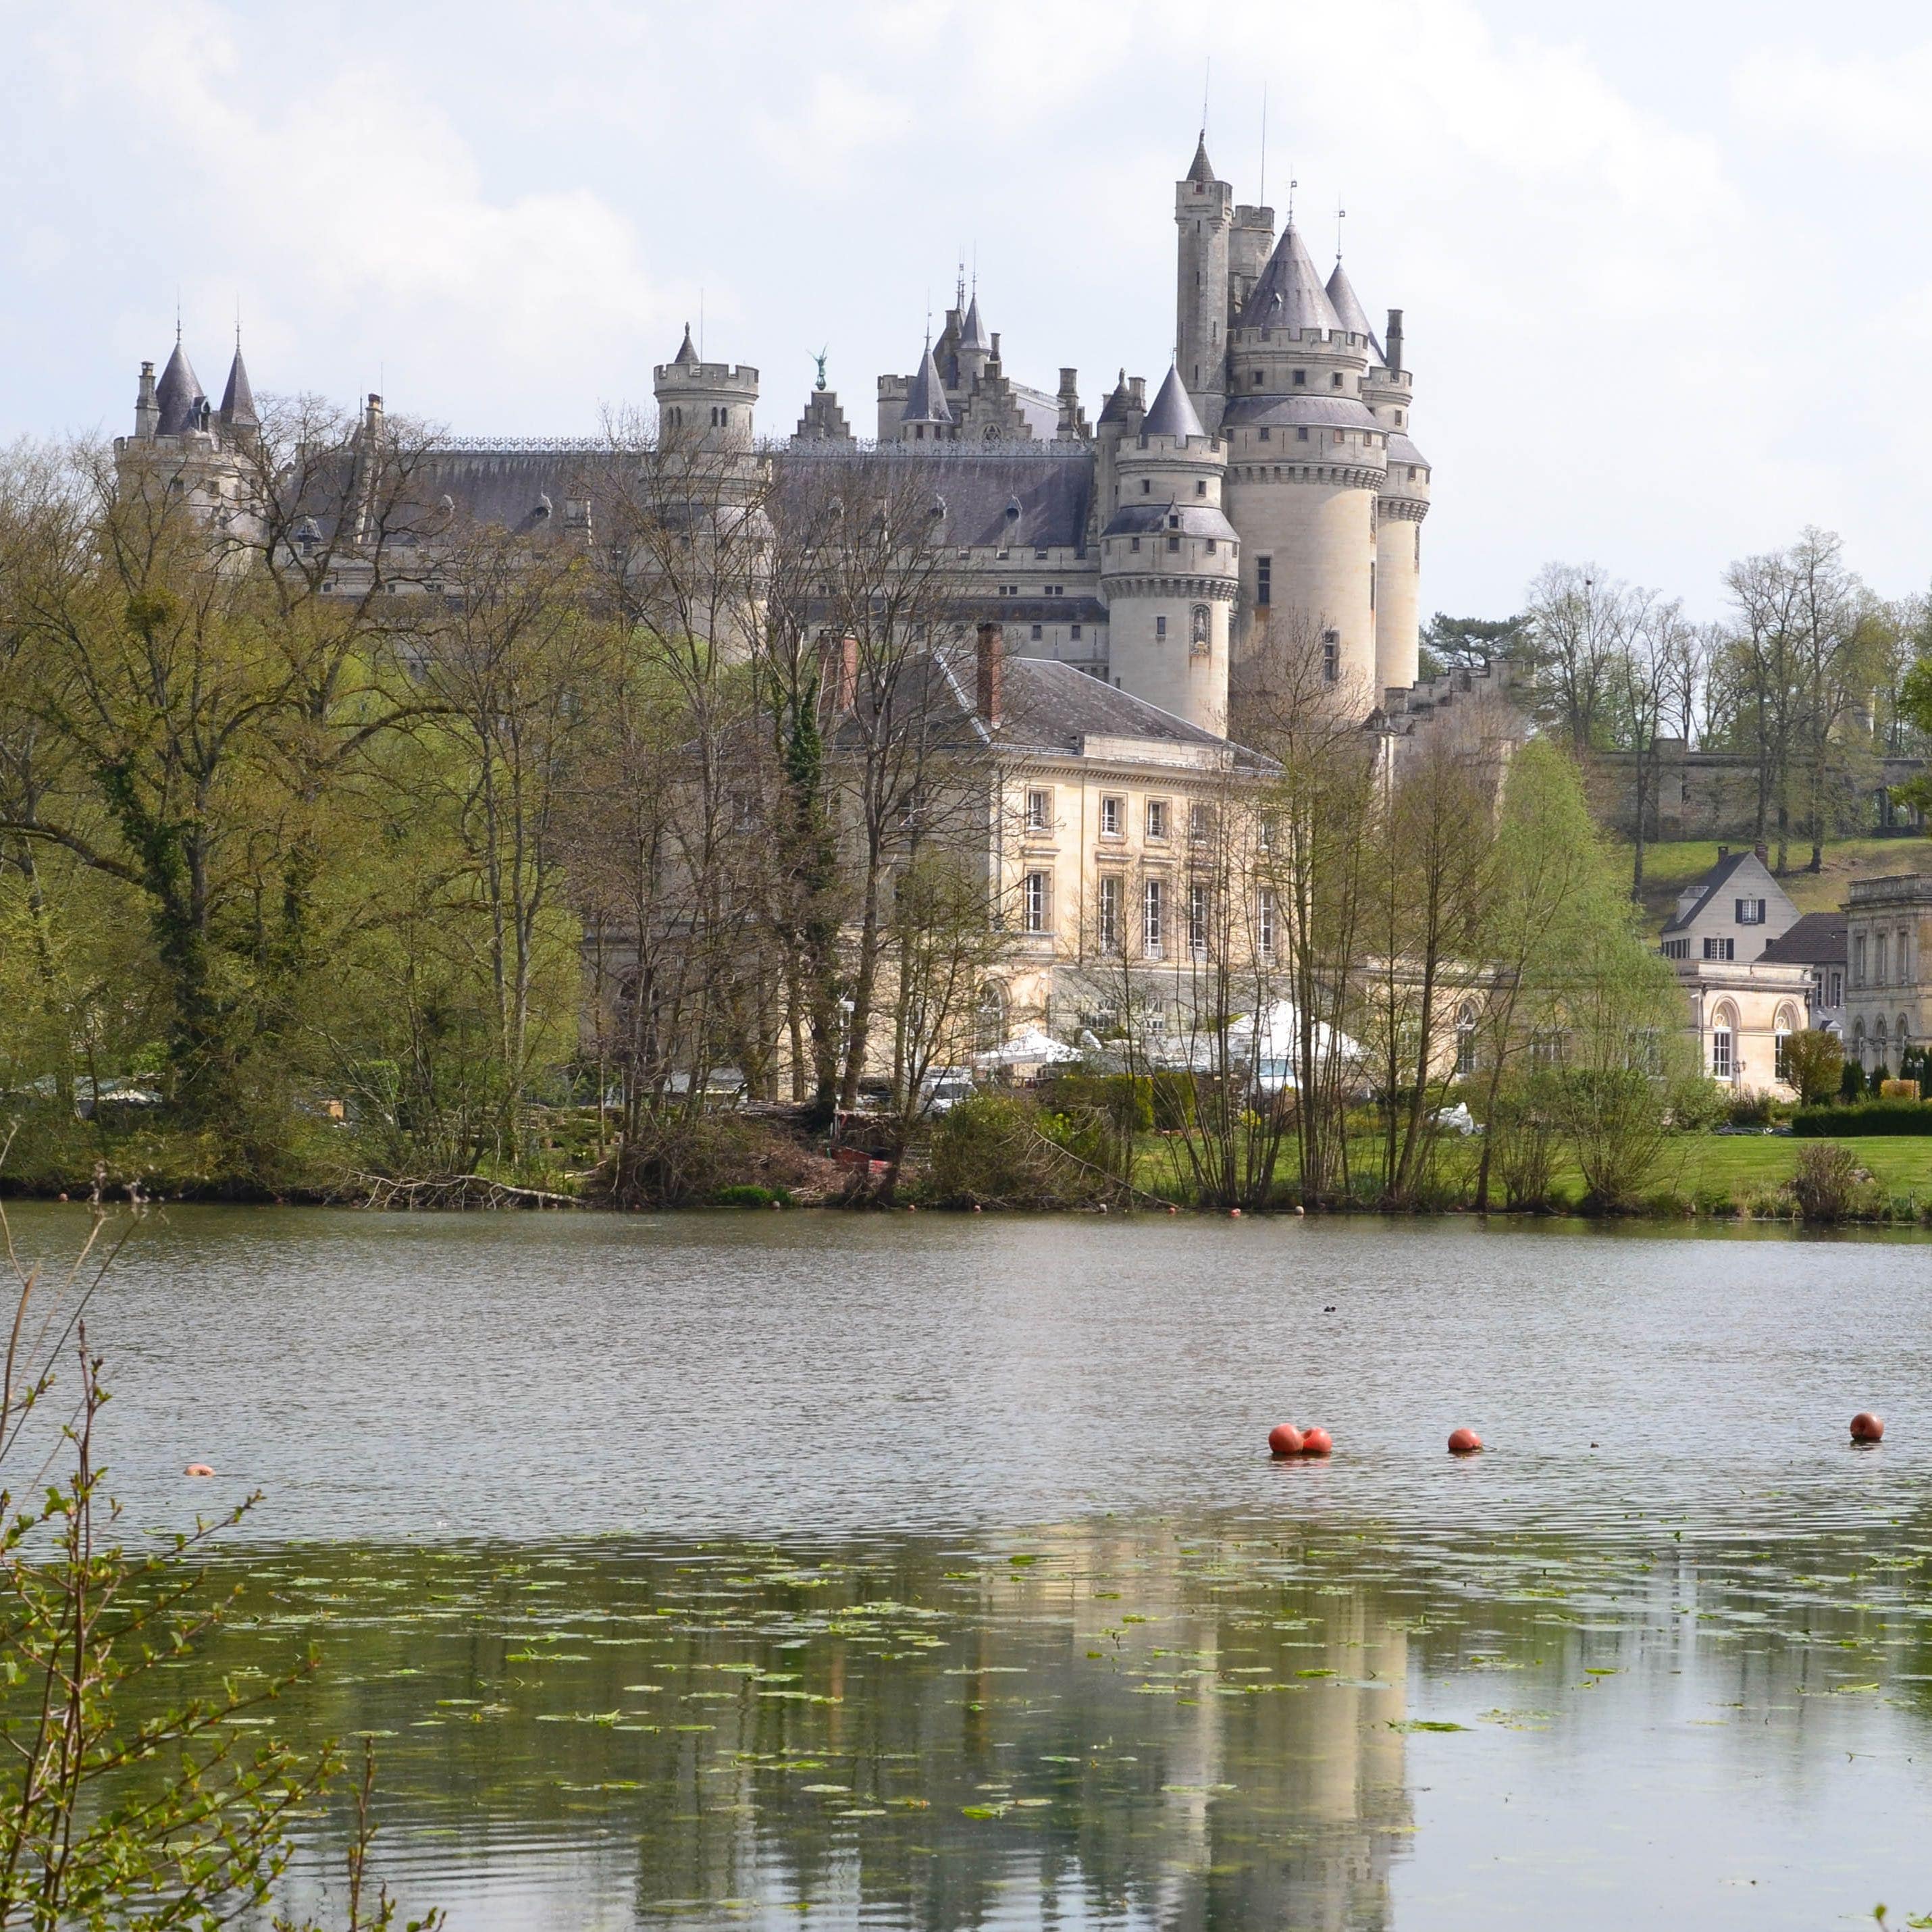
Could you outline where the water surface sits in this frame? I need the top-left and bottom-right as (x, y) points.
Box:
(5, 1205), (1928, 1929)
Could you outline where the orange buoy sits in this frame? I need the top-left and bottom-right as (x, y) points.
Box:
(1850, 1411), (1885, 1443)
(183, 1463), (215, 1478)
(1447, 1427), (1483, 1455)
(1299, 1427), (1332, 1457)
(1268, 1423), (1305, 1457)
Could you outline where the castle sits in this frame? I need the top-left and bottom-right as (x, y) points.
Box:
(114, 134), (1428, 739)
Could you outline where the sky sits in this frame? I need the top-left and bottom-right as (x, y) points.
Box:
(3, 0), (1931, 621)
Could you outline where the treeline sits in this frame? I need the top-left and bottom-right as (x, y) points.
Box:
(1425, 527), (1932, 880)
(1, 410), (1698, 1207)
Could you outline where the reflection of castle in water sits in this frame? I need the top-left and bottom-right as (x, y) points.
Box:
(636, 1518), (1415, 1932)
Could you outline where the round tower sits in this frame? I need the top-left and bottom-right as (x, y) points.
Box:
(1219, 222), (1384, 710)
(653, 325), (760, 448)
(1361, 305), (1430, 701)
(1099, 367), (1238, 735)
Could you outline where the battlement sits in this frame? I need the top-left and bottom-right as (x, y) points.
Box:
(653, 361), (759, 394)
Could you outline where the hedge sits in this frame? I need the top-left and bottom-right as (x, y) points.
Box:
(1791, 1101), (1932, 1137)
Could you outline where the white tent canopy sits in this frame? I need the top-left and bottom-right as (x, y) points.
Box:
(1226, 1001), (1365, 1092)
(974, 1026), (1083, 1068)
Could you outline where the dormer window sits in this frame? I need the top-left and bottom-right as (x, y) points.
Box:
(1258, 426), (1270, 441)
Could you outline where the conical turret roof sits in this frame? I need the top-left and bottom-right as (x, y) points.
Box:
(1186, 133), (1216, 186)
(154, 338), (205, 436)
(958, 292), (988, 351)
(1142, 365), (1205, 440)
(1324, 260), (1384, 361)
(899, 341), (954, 425)
(1238, 224), (1343, 334)
(219, 340), (258, 429)
(672, 323), (701, 367)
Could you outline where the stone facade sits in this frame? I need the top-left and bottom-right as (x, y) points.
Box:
(1844, 874), (1932, 1075)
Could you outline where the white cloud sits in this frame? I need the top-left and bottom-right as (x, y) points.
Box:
(6, 0), (1932, 613)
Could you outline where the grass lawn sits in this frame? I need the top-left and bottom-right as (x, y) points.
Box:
(1627, 836), (1931, 928)
(1129, 1127), (1932, 1215)
(1659, 1131), (1932, 1200)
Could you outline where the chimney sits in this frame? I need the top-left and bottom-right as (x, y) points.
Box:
(816, 630), (858, 714)
(1386, 309), (1405, 374)
(1754, 842), (1768, 864)
(1717, 845), (1729, 861)
(976, 621), (1003, 728)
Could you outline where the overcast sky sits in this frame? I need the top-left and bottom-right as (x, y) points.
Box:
(3, 0), (1929, 619)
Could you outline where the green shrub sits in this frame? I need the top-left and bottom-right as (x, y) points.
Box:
(712, 1183), (789, 1208)
(1792, 1101), (1932, 1137)
(1839, 1058), (1869, 1103)
(1790, 1140), (1862, 1221)
(927, 1094), (1111, 1209)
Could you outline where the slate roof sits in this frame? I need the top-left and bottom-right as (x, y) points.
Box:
(1661, 850), (1769, 935)
(900, 343), (954, 424)
(1237, 224), (1343, 334)
(1324, 260), (1384, 362)
(1186, 134), (1217, 186)
(672, 325), (700, 367)
(1141, 365), (1205, 440)
(1220, 393), (1380, 432)
(999, 656), (1271, 768)
(155, 340), (205, 436)
(1100, 500), (1236, 542)
(959, 294), (989, 350)
(219, 344), (257, 429)
(1386, 429), (1431, 469)
(782, 448), (1093, 551)
(1760, 910), (1848, 967)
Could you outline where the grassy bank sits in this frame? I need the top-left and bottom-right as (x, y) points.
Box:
(1629, 835), (1929, 927)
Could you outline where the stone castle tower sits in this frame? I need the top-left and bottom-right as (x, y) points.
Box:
(1178, 134), (1430, 708)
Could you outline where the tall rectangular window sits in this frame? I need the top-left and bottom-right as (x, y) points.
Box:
(1101, 795), (1123, 837)
(1189, 882), (1209, 956)
(1877, 934), (1889, 984)
(1155, 615), (1168, 639)
(1025, 788), (1050, 833)
(1854, 933), (1866, 985)
(1145, 799), (1169, 840)
(1712, 1029), (1733, 1080)
(1258, 888), (1276, 958)
(1256, 556), (1272, 607)
(1024, 870), (1050, 935)
(1098, 874), (1122, 953)
(1143, 879), (1164, 958)
(1322, 631), (1339, 682)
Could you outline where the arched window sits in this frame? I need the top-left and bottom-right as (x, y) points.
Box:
(1711, 1003), (1738, 1082)
(1455, 1003), (1478, 1078)
(976, 982), (1008, 1054)
(1875, 1016), (1889, 1074)
(1773, 1004), (1800, 1085)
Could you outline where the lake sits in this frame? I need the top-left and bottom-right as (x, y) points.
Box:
(7, 1204), (1931, 1928)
